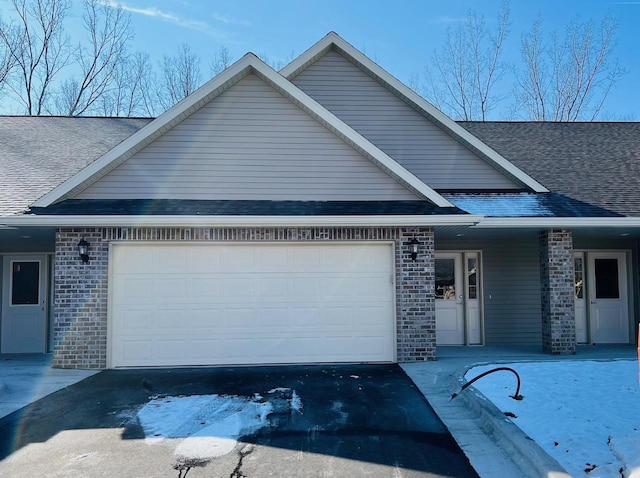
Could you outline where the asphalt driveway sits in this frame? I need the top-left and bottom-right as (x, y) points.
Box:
(0, 364), (477, 477)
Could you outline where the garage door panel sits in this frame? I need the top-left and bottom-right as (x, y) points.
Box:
(258, 278), (288, 299)
(191, 278), (223, 299)
(116, 309), (154, 330)
(223, 277), (255, 298)
(155, 278), (188, 299)
(188, 248), (222, 271)
(157, 247), (188, 269)
(110, 243), (395, 367)
(118, 278), (154, 303)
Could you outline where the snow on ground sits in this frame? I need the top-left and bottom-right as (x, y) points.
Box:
(137, 388), (302, 464)
(467, 360), (640, 478)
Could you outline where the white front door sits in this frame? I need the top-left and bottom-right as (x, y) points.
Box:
(588, 252), (629, 344)
(1, 255), (48, 353)
(435, 253), (464, 345)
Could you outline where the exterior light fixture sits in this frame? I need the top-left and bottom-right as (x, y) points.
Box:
(78, 238), (90, 263)
(409, 238), (419, 261)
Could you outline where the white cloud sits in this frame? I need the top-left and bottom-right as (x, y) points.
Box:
(101, 1), (211, 32)
(211, 12), (251, 27)
(428, 15), (467, 24)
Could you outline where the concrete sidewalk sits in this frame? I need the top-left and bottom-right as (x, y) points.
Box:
(403, 345), (637, 478)
(0, 354), (96, 419)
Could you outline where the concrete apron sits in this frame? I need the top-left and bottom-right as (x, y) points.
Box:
(0, 354), (97, 419)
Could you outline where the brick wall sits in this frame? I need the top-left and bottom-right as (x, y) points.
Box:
(53, 228), (109, 368)
(396, 228), (435, 361)
(53, 226), (436, 369)
(540, 229), (576, 354)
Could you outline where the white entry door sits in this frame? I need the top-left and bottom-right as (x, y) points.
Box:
(588, 252), (629, 343)
(1, 255), (48, 353)
(435, 253), (464, 345)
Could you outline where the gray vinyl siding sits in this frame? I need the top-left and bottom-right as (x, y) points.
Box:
(438, 234), (542, 346)
(291, 50), (521, 190)
(76, 73), (419, 201)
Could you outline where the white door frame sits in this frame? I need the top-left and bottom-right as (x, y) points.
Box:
(1, 254), (48, 353)
(435, 251), (484, 346)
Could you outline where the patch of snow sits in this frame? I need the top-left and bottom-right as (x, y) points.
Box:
(467, 360), (640, 478)
(350, 375), (360, 379)
(290, 390), (303, 414)
(137, 390), (301, 462)
(138, 394), (271, 460)
(447, 193), (553, 217)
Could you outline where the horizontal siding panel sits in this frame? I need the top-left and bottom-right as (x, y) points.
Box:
(438, 234), (542, 346)
(293, 50), (520, 190)
(77, 73), (418, 201)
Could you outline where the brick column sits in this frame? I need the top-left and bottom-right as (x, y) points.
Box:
(396, 227), (436, 361)
(52, 228), (109, 369)
(540, 229), (576, 355)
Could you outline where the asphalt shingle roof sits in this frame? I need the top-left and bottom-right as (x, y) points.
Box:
(458, 122), (640, 217)
(1, 117), (639, 219)
(0, 116), (151, 216)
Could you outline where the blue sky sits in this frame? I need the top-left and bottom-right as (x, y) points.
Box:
(10, 0), (640, 118)
(104, 0), (639, 120)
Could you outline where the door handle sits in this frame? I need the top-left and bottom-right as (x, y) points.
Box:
(590, 300), (597, 304)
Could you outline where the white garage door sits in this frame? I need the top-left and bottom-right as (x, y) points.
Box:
(109, 242), (395, 367)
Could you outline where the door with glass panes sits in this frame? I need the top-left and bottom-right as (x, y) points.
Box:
(1, 255), (48, 353)
(435, 252), (482, 345)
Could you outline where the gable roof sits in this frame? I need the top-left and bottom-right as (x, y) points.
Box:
(32, 53), (454, 209)
(281, 32), (548, 193)
(459, 122), (640, 217)
(0, 116), (151, 216)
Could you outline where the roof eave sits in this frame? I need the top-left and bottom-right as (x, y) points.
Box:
(474, 217), (640, 228)
(0, 214), (481, 228)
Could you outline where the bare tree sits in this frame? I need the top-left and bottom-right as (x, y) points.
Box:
(257, 50), (295, 71)
(157, 43), (202, 111)
(210, 45), (232, 75)
(97, 51), (155, 117)
(423, 2), (510, 120)
(0, 18), (17, 91)
(515, 14), (624, 121)
(56, 0), (133, 116)
(0, 0), (70, 115)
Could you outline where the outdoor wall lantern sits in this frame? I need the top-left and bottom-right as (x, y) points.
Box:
(409, 238), (419, 261)
(78, 238), (90, 263)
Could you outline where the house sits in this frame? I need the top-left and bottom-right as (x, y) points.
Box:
(0, 32), (638, 369)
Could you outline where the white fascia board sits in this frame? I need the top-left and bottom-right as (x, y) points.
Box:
(282, 32), (549, 193)
(32, 54), (258, 208)
(0, 215), (482, 228)
(474, 217), (640, 228)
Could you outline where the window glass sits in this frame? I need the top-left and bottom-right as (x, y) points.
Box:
(574, 257), (584, 299)
(11, 261), (40, 305)
(435, 258), (456, 300)
(467, 257), (477, 300)
(594, 258), (619, 299)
